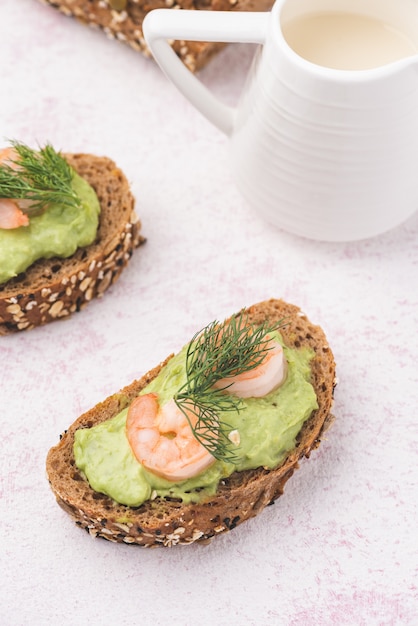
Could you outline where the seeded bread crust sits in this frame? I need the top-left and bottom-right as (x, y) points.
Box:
(0, 153), (144, 334)
(37, 0), (274, 72)
(46, 299), (336, 547)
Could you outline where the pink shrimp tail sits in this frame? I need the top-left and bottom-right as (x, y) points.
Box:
(0, 199), (29, 229)
(0, 147), (20, 169)
(0, 147), (29, 229)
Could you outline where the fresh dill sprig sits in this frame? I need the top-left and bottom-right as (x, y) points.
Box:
(174, 311), (284, 463)
(0, 141), (81, 214)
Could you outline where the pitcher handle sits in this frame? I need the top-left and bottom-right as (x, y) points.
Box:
(143, 9), (269, 136)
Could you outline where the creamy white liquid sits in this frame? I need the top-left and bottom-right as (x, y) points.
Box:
(282, 12), (418, 70)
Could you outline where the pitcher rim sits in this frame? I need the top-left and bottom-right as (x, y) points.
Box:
(271, 0), (418, 81)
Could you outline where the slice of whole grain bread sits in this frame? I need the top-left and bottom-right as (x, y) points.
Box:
(37, 0), (274, 72)
(0, 153), (144, 334)
(46, 298), (336, 547)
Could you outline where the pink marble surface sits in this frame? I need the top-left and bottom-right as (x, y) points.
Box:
(1, 1), (417, 624)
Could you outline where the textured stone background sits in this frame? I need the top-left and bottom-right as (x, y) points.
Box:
(0, 1), (417, 624)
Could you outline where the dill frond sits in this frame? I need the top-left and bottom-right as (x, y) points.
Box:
(0, 140), (81, 214)
(174, 311), (285, 463)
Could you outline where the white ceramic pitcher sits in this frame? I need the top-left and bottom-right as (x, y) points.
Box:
(143, 0), (418, 241)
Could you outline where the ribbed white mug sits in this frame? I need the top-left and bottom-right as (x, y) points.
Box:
(143, 0), (418, 241)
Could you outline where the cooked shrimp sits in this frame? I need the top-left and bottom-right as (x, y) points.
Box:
(214, 339), (287, 398)
(0, 147), (29, 229)
(126, 393), (216, 481)
(0, 147), (19, 168)
(0, 198), (29, 229)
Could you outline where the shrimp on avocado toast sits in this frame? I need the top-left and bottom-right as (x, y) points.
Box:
(213, 337), (287, 398)
(126, 395), (217, 482)
(0, 140), (144, 334)
(46, 299), (336, 547)
(126, 335), (288, 482)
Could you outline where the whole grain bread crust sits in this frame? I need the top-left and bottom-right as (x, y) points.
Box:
(0, 153), (144, 334)
(38, 0), (274, 72)
(46, 299), (336, 547)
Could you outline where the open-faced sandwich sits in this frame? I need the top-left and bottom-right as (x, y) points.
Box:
(38, 0), (274, 72)
(0, 141), (144, 334)
(46, 298), (336, 547)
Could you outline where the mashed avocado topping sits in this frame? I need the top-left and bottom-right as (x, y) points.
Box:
(74, 332), (318, 507)
(0, 171), (100, 284)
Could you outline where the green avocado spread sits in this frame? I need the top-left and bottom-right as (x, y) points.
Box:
(0, 171), (100, 285)
(74, 332), (318, 507)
